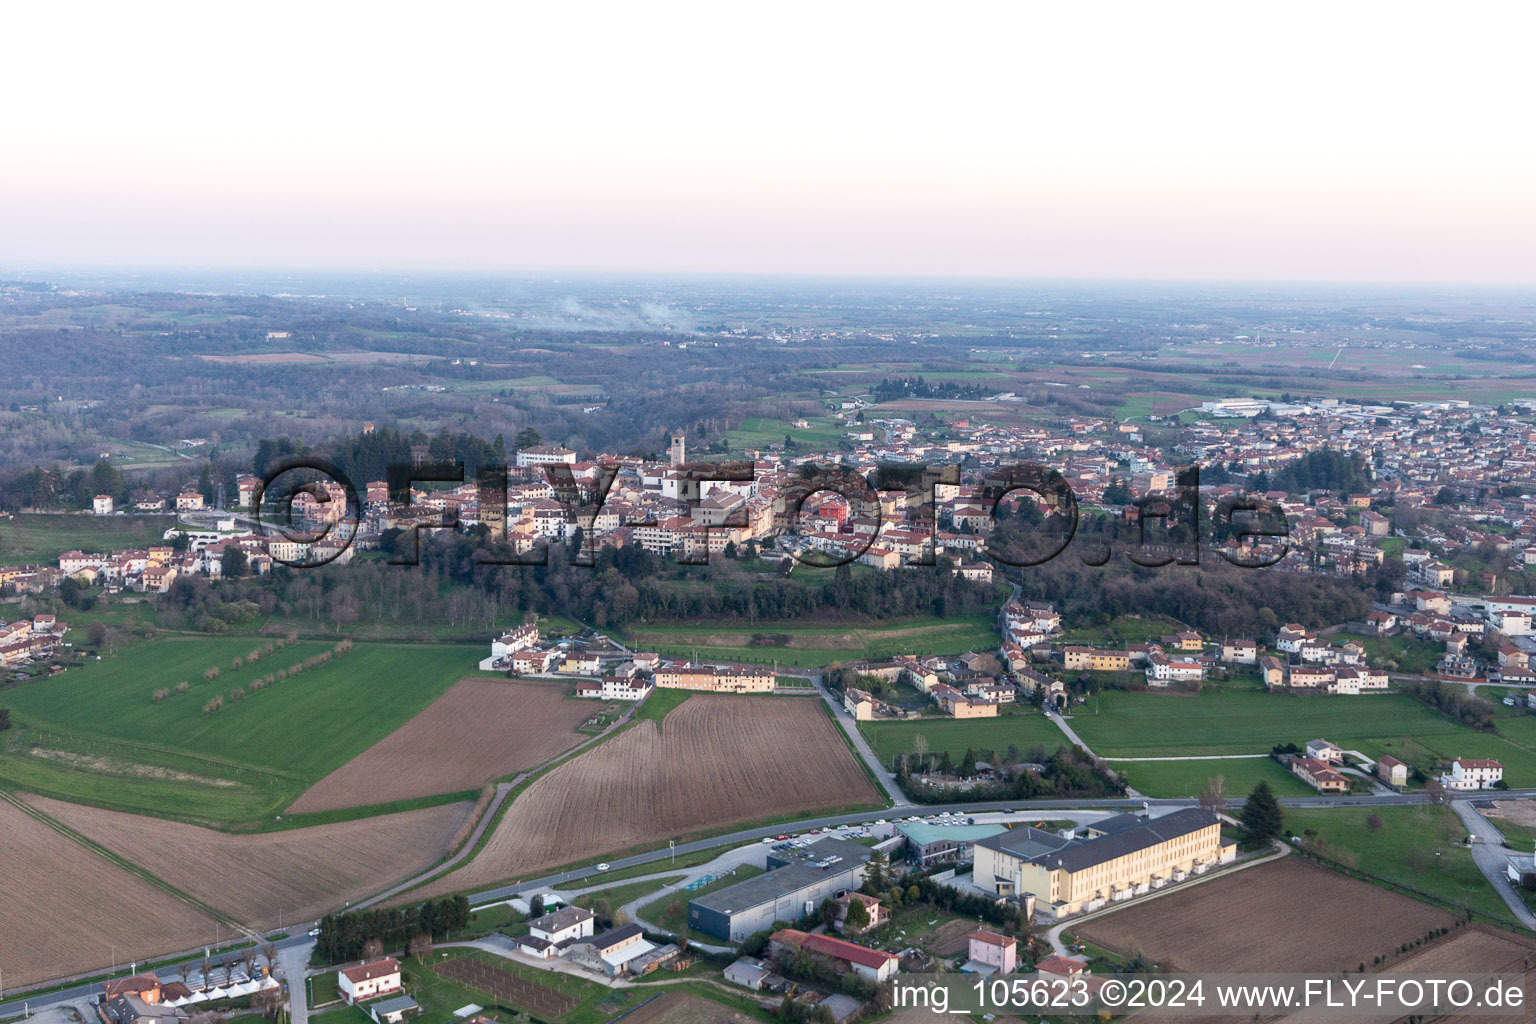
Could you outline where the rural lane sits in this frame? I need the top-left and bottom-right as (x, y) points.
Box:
(804, 672), (913, 807)
(1449, 800), (1536, 931)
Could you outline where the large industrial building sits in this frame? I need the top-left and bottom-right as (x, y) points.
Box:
(972, 809), (1234, 921)
(688, 838), (871, 942)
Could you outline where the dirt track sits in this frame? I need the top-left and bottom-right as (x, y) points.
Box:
(288, 678), (597, 812)
(416, 694), (878, 894)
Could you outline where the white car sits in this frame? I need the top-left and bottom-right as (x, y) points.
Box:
(875, 818), (887, 825)
(761, 836), (774, 843)
(596, 863), (611, 871)
(308, 928), (321, 937)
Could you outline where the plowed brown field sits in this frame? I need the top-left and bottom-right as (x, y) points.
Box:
(0, 798), (214, 988)
(288, 678), (596, 812)
(25, 793), (473, 930)
(1077, 857), (1455, 974)
(417, 694), (877, 894)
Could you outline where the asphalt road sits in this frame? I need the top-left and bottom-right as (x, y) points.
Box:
(7, 787), (1536, 1020)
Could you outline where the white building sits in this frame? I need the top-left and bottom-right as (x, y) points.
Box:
(337, 959), (401, 1004)
(516, 445), (578, 467)
(92, 494), (115, 515)
(1440, 758), (1504, 791)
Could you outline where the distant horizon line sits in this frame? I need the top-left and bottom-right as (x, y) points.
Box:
(5, 262), (1536, 294)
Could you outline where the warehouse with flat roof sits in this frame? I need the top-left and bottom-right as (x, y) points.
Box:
(689, 840), (870, 942)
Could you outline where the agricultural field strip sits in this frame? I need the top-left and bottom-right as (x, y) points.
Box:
(412, 694), (879, 896)
(22, 792), (473, 932)
(0, 797), (218, 989)
(287, 678), (595, 813)
(1, 791), (242, 927)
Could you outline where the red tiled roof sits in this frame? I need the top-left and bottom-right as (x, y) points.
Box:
(341, 958), (400, 984)
(772, 929), (895, 970)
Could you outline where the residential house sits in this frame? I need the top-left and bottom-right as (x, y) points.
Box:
(1440, 758), (1504, 791)
(962, 930), (1017, 975)
(338, 959), (402, 1004)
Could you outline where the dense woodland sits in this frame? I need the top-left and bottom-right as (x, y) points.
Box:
(156, 537), (999, 634)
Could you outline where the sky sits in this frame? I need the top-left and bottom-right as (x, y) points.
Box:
(3, 1), (1535, 283)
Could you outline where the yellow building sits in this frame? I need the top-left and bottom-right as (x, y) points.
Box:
(843, 688), (876, 721)
(973, 809), (1233, 921)
(1062, 646), (1131, 672)
(654, 663), (775, 693)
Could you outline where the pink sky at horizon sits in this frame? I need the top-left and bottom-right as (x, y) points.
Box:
(3, 2), (1534, 282)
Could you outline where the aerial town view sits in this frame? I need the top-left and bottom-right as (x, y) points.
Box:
(4, 3), (1536, 1024)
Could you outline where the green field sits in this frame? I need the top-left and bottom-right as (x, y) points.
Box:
(0, 513), (179, 565)
(1284, 805), (1518, 927)
(1067, 690), (1472, 759)
(625, 611), (1000, 668)
(0, 635), (481, 823)
(861, 712), (1066, 767)
(725, 415), (847, 451)
(1111, 755), (1316, 799)
(1061, 614), (1190, 646)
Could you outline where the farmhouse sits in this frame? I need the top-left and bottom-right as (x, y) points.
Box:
(338, 958), (402, 1004)
(972, 809), (1233, 920)
(768, 930), (899, 982)
(1440, 757), (1504, 791)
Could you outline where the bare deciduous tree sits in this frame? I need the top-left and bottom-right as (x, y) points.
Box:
(1198, 773), (1227, 814)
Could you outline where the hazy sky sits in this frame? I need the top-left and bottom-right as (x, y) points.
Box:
(4, 1), (1535, 282)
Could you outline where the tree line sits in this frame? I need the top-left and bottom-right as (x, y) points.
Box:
(313, 895), (471, 964)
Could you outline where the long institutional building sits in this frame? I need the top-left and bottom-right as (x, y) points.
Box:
(973, 809), (1234, 921)
(652, 662), (775, 693)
